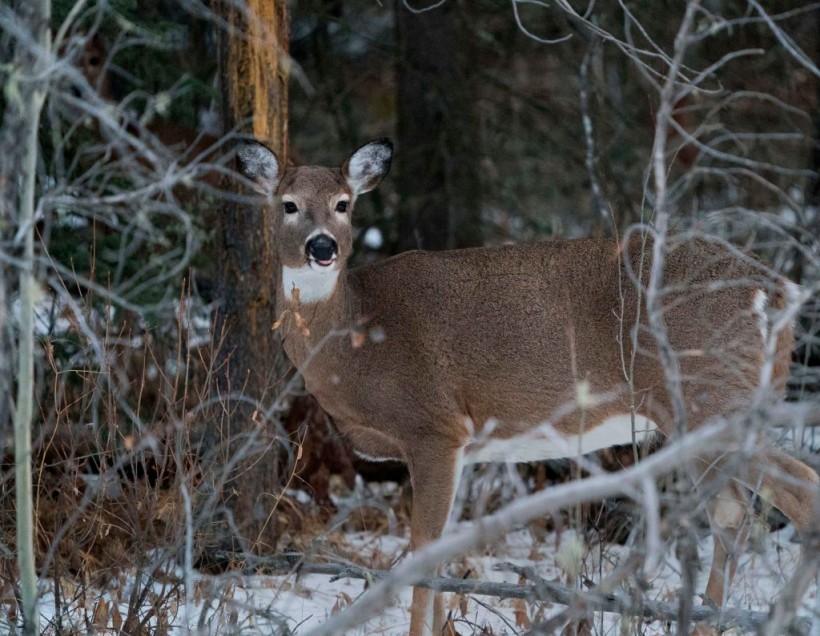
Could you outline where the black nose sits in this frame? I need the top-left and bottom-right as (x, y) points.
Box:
(305, 234), (338, 262)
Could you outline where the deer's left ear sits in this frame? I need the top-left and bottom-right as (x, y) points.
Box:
(342, 139), (393, 195)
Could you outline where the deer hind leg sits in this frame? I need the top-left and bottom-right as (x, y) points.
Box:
(693, 446), (819, 607)
(746, 445), (820, 536)
(718, 446), (818, 608)
(406, 441), (464, 636)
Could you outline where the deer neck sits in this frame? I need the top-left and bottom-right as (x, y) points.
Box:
(276, 264), (358, 370)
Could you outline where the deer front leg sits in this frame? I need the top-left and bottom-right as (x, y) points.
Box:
(406, 441), (464, 636)
(703, 483), (750, 606)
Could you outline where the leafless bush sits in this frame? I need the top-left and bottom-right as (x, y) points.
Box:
(0, 1), (304, 632)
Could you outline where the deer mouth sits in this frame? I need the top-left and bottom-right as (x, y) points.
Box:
(310, 257), (337, 269)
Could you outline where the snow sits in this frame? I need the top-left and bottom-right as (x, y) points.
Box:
(363, 226), (384, 250)
(23, 519), (816, 635)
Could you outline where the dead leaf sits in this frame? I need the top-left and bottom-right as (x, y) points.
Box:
(155, 492), (178, 522)
(332, 591), (354, 614)
(350, 330), (365, 348)
(92, 597), (109, 628)
(294, 311), (310, 337)
(513, 598), (531, 628)
(561, 616), (592, 636)
(111, 604), (123, 631)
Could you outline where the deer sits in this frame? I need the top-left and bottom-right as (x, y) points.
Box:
(235, 138), (819, 636)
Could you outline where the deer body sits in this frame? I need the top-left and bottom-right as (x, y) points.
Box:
(281, 238), (783, 462)
(285, 241), (650, 456)
(237, 139), (819, 636)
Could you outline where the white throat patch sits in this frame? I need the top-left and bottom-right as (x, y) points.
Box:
(282, 264), (340, 304)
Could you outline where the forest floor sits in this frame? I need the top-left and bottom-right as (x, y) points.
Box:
(27, 477), (817, 636)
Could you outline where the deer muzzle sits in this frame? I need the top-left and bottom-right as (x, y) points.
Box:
(305, 234), (338, 267)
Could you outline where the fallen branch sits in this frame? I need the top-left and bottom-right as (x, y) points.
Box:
(207, 550), (811, 635)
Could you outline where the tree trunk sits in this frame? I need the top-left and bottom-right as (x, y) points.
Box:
(0, 1), (50, 630)
(395, 0), (483, 251)
(210, 0), (290, 553)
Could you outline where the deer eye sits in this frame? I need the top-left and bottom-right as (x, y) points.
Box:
(283, 201), (298, 214)
(335, 200), (348, 213)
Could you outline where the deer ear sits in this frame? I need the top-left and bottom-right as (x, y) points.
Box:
(236, 140), (280, 194)
(342, 139), (393, 195)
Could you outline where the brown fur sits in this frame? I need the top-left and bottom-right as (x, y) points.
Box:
(237, 140), (819, 636)
(284, 237), (787, 449)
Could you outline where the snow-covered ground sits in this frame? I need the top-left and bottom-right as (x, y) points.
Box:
(190, 527), (813, 635)
(28, 516), (815, 635)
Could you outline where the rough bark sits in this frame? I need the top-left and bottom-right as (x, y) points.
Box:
(211, 0), (290, 553)
(395, 0), (484, 251)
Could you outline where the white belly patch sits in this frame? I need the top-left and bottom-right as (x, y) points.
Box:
(464, 414), (659, 464)
(353, 449), (401, 463)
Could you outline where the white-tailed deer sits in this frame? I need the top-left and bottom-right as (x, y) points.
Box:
(236, 139), (819, 635)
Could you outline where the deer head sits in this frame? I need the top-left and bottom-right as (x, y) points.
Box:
(236, 139), (392, 303)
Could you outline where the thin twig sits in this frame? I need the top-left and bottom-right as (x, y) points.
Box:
(578, 35), (608, 226)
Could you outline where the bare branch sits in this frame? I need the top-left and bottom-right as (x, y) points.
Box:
(645, 0), (700, 436)
(749, 0), (820, 79)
